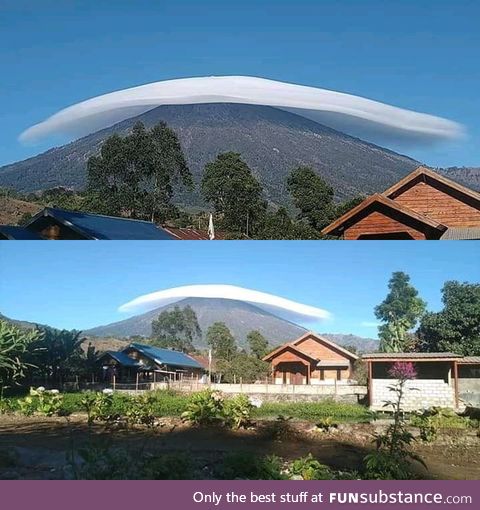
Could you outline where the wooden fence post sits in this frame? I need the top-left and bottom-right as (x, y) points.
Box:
(113, 374), (116, 391)
(136, 372), (139, 393)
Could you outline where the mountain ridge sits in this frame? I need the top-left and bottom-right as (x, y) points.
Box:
(0, 103), (423, 203)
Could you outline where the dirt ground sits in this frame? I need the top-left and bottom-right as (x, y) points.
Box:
(0, 414), (479, 480)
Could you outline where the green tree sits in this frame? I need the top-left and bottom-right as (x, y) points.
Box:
(220, 352), (270, 383)
(286, 166), (334, 230)
(29, 327), (84, 383)
(375, 272), (426, 352)
(255, 207), (321, 240)
(417, 281), (480, 356)
(206, 322), (237, 362)
(86, 121), (192, 221)
(0, 320), (40, 390)
(201, 152), (267, 235)
(151, 306), (201, 352)
(333, 195), (365, 220)
(247, 330), (269, 359)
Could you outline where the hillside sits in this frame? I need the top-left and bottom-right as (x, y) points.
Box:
(0, 196), (42, 226)
(438, 167), (480, 191)
(0, 103), (422, 204)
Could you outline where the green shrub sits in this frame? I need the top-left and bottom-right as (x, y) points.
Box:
(289, 454), (333, 480)
(17, 387), (64, 417)
(125, 394), (157, 428)
(410, 407), (473, 441)
(181, 389), (225, 426)
(224, 394), (254, 429)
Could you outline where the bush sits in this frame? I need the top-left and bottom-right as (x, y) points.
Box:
(17, 387), (64, 417)
(289, 454), (333, 480)
(143, 453), (194, 479)
(410, 407), (473, 442)
(125, 394), (157, 428)
(224, 394), (254, 429)
(181, 390), (225, 426)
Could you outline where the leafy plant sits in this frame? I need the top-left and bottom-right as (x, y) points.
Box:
(181, 389), (225, 426)
(364, 362), (425, 480)
(125, 394), (157, 428)
(224, 394), (254, 429)
(142, 453), (194, 479)
(289, 454), (333, 480)
(17, 387), (64, 416)
(316, 416), (338, 432)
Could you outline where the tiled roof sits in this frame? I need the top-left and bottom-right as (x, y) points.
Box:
(162, 226), (226, 240)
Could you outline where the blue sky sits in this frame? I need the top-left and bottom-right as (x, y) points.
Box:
(0, 0), (479, 168)
(1, 241), (478, 337)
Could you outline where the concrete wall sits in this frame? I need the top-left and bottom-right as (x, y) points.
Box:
(371, 378), (455, 411)
(150, 381), (367, 404)
(459, 379), (480, 407)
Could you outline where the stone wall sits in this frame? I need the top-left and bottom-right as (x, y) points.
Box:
(371, 379), (455, 411)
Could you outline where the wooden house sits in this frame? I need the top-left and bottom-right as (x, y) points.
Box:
(263, 332), (358, 385)
(322, 167), (480, 240)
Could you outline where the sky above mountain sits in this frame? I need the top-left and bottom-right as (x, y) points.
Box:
(0, 241), (478, 336)
(0, 0), (479, 168)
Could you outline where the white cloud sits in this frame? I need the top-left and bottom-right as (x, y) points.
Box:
(118, 284), (331, 322)
(20, 76), (463, 144)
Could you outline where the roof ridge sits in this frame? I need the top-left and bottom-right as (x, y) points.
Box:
(46, 207), (157, 224)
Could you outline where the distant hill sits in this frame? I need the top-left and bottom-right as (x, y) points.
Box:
(84, 297), (379, 353)
(438, 167), (480, 191)
(0, 197), (42, 226)
(0, 103), (422, 204)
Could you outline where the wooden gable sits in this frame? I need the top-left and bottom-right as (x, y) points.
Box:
(385, 168), (480, 227)
(292, 332), (358, 361)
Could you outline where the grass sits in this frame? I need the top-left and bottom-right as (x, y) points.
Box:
(2, 390), (370, 422)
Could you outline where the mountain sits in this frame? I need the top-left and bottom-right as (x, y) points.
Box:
(438, 167), (480, 191)
(0, 196), (42, 226)
(84, 297), (379, 353)
(84, 297), (307, 348)
(0, 103), (422, 204)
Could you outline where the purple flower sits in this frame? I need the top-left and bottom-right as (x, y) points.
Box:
(388, 361), (417, 380)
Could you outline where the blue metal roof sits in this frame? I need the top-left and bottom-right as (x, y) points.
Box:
(38, 208), (175, 240)
(0, 225), (43, 240)
(127, 343), (203, 369)
(103, 351), (141, 368)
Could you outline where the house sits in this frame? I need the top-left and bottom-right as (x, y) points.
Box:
(363, 352), (480, 411)
(322, 166), (480, 240)
(263, 332), (358, 385)
(98, 343), (205, 382)
(0, 207), (175, 240)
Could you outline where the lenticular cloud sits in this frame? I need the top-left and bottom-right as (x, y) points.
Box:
(20, 76), (462, 144)
(118, 284), (330, 322)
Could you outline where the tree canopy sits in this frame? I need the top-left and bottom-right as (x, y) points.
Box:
(206, 322), (237, 362)
(375, 272), (426, 352)
(247, 330), (269, 359)
(201, 152), (267, 235)
(417, 281), (480, 356)
(286, 166), (335, 231)
(86, 121), (192, 221)
(151, 306), (201, 352)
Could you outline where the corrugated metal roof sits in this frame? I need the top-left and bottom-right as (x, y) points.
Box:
(128, 343), (202, 369)
(0, 225), (43, 240)
(440, 227), (480, 240)
(162, 226), (226, 240)
(41, 208), (175, 240)
(362, 352), (461, 359)
(460, 356), (480, 364)
(103, 351), (141, 368)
